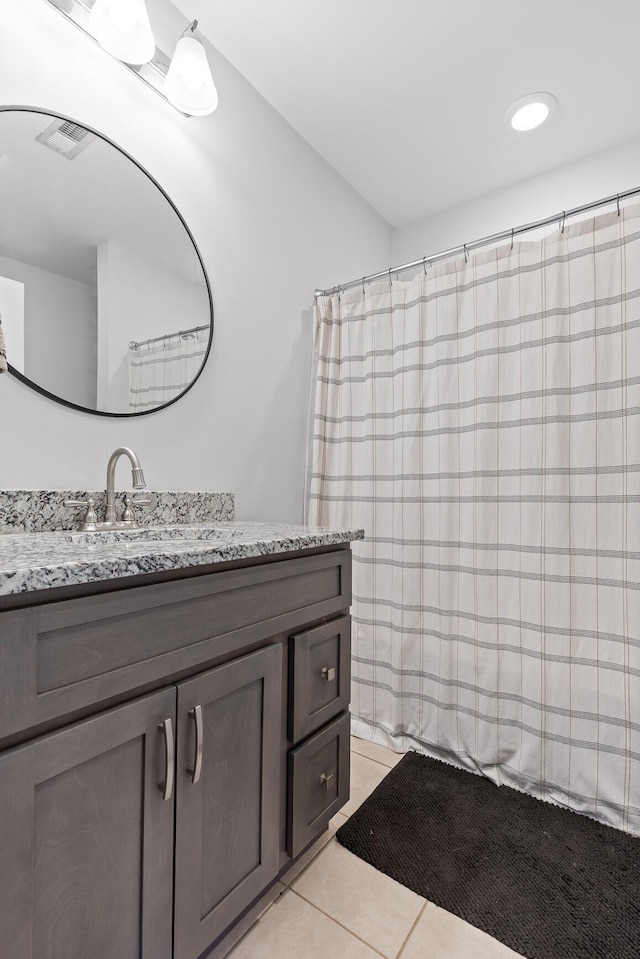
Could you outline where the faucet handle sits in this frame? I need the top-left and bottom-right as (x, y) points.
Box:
(63, 496), (99, 531)
(122, 494), (152, 526)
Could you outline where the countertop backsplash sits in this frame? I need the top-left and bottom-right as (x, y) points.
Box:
(0, 490), (235, 533)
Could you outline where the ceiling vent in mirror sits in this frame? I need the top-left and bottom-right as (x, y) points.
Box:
(36, 119), (96, 159)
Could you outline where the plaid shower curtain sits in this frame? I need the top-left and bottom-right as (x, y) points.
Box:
(128, 328), (208, 411)
(307, 204), (640, 834)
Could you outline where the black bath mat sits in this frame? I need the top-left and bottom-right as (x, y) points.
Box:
(336, 751), (640, 959)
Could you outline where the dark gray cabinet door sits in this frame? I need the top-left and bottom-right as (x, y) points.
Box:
(0, 688), (176, 959)
(174, 644), (282, 959)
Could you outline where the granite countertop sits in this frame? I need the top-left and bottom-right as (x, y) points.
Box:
(0, 522), (365, 596)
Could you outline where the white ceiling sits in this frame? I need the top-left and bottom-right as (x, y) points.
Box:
(173, 0), (640, 228)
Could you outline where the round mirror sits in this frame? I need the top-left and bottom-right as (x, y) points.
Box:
(0, 107), (212, 416)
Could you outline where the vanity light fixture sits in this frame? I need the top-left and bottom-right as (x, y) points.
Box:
(506, 93), (557, 132)
(165, 20), (218, 116)
(88, 0), (155, 65)
(44, 0), (218, 118)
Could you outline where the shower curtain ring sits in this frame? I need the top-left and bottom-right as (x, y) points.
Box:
(560, 211), (566, 234)
(463, 244), (468, 264)
(423, 257), (428, 274)
(617, 194), (621, 216)
(388, 268), (393, 287)
(510, 228), (514, 251)
(362, 277), (366, 294)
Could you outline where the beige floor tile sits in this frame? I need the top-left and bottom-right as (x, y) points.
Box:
(292, 839), (424, 958)
(351, 736), (404, 768)
(228, 886), (380, 959)
(341, 752), (391, 817)
(281, 815), (344, 886)
(400, 904), (525, 959)
(213, 885), (286, 959)
(330, 810), (349, 829)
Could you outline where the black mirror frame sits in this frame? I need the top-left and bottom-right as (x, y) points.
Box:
(0, 105), (214, 418)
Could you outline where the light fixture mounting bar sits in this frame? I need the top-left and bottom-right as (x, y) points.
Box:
(43, 0), (187, 116)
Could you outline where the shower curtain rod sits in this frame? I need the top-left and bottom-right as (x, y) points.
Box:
(129, 323), (209, 350)
(314, 185), (640, 298)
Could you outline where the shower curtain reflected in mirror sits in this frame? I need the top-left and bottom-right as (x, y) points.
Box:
(307, 204), (640, 834)
(128, 327), (209, 411)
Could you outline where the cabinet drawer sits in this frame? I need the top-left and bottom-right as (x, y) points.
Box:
(0, 550), (351, 743)
(287, 711), (350, 858)
(289, 616), (350, 742)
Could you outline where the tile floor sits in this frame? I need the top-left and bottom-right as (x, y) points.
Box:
(228, 737), (524, 959)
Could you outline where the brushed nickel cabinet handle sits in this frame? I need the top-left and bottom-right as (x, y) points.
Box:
(319, 771), (334, 789)
(188, 705), (204, 784)
(321, 667), (336, 682)
(158, 718), (175, 802)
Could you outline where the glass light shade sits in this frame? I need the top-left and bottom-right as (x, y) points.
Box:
(165, 36), (218, 116)
(89, 0), (156, 66)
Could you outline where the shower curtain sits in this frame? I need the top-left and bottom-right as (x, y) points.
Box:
(128, 328), (208, 411)
(307, 204), (640, 835)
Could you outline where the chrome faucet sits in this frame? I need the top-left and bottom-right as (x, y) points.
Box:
(64, 446), (151, 531)
(105, 447), (146, 524)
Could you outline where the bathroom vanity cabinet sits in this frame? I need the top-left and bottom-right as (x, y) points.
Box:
(0, 545), (353, 959)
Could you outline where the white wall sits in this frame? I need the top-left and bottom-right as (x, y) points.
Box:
(393, 136), (640, 264)
(96, 240), (209, 412)
(0, 253), (96, 409)
(8, 3), (632, 519)
(0, 0), (391, 521)
(0, 274), (25, 370)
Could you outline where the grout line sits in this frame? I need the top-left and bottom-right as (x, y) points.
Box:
(282, 814), (347, 889)
(351, 737), (398, 758)
(286, 835), (335, 888)
(289, 886), (391, 959)
(223, 885), (287, 956)
(351, 749), (398, 773)
(395, 901), (428, 958)
(287, 816), (348, 884)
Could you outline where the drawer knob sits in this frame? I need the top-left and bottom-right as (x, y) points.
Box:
(319, 771), (334, 789)
(321, 666), (336, 682)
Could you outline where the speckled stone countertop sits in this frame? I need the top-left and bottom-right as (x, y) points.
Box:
(0, 522), (365, 596)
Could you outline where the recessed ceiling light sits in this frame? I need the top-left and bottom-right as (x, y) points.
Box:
(506, 93), (557, 132)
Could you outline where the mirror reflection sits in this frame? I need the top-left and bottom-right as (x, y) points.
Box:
(0, 108), (212, 415)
